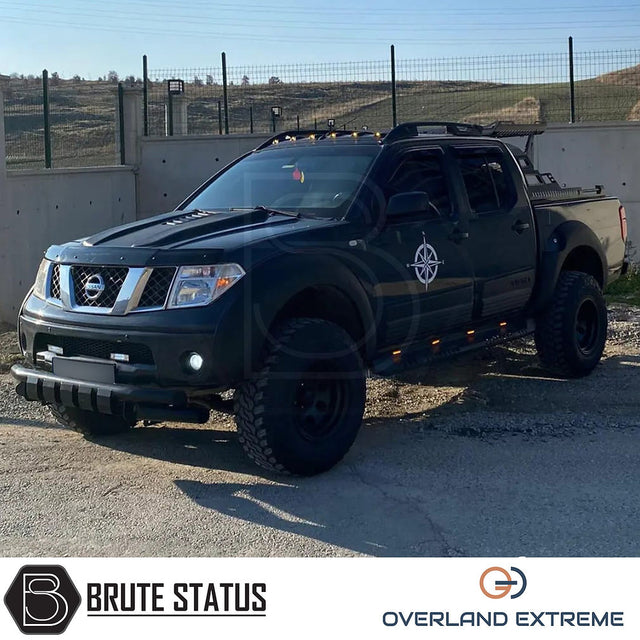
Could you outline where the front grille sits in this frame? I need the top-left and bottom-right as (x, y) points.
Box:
(71, 266), (128, 308)
(138, 267), (176, 308)
(50, 264), (61, 300)
(35, 334), (154, 365)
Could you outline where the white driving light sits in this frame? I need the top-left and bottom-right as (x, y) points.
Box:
(168, 263), (245, 309)
(187, 352), (204, 371)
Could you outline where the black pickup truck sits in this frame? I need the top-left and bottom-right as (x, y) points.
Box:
(12, 121), (628, 475)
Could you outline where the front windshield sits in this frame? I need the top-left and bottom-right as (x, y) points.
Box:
(184, 144), (380, 219)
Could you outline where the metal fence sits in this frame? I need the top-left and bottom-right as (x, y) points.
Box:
(3, 74), (118, 170)
(3, 82), (45, 169)
(148, 46), (640, 136)
(4, 45), (640, 169)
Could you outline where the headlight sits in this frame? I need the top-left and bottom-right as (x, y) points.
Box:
(32, 259), (49, 300)
(167, 264), (245, 309)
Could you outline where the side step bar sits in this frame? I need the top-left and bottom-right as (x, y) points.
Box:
(372, 317), (535, 375)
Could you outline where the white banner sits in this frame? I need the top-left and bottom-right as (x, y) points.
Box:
(0, 558), (635, 639)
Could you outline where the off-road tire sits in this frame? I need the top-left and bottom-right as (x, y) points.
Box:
(49, 404), (134, 436)
(535, 270), (607, 377)
(234, 318), (366, 476)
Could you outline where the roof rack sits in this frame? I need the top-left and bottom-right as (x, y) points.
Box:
(254, 129), (382, 150)
(383, 121), (483, 143)
(483, 121), (546, 138)
(383, 120), (546, 153)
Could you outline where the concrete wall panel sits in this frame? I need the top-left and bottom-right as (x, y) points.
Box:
(535, 122), (640, 254)
(0, 167), (135, 323)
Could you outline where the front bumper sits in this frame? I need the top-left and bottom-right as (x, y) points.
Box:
(17, 309), (223, 389)
(11, 363), (209, 423)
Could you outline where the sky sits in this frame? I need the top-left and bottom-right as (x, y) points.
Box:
(1, 0), (640, 79)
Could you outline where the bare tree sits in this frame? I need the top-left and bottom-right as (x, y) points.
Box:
(268, 76), (282, 85)
(107, 70), (119, 84)
(241, 75), (250, 86)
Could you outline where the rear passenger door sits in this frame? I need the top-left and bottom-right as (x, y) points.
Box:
(453, 145), (537, 319)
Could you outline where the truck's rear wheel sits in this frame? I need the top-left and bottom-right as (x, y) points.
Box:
(535, 270), (607, 377)
(49, 404), (134, 436)
(234, 318), (366, 476)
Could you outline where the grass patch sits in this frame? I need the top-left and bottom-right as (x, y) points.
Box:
(605, 268), (640, 306)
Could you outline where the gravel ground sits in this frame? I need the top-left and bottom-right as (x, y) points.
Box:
(0, 304), (639, 557)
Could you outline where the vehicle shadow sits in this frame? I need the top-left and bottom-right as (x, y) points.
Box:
(173, 473), (453, 556)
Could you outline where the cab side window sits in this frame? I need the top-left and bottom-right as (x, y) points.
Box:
(386, 151), (451, 216)
(456, 150), (516, 214)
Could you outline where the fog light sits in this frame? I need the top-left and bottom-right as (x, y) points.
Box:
(187, 352), (204, 372)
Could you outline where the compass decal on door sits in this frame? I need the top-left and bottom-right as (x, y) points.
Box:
(408, 232), (444, 291)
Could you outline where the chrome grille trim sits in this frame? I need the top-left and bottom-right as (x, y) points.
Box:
(45, 263), (176, 315)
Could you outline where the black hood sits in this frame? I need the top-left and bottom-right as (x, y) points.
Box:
(85, 208), (281, 249)
(46, 208), (338, 266)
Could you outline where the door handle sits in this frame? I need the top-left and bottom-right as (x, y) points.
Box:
(449, 228), (470, 243)
(512, 220), (531, 234)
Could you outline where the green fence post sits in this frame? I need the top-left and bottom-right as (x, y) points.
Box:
(569, 36), (576, 123)
(390, 45), (397, 128)
(117, 82), (125, 164)
(218, 101), (222, 135)
(143, 54), (149, 136)
(42, 69), (52, 168)
(222, 52), (229, 134)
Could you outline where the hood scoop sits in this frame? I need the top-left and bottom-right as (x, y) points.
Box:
(164, 210), (216, 226)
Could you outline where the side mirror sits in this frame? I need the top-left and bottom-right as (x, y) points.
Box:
(386, 191), (431, 217)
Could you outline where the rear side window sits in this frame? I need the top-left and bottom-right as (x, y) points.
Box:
(386, 150), (451, 215)
(456, 150), (516, 214)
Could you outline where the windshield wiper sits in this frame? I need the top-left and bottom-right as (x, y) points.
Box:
(229, 205), (301, 218)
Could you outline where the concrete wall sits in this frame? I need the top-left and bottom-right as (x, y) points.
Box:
(0, 167), (136, 323)
(137, 133), (267, 218)
(534, 122), (640, 255)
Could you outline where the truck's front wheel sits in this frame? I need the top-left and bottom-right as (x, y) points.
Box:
(535, 270), (607, 377)
(49, 405), (134, 436)
(234, 318), (366, 476)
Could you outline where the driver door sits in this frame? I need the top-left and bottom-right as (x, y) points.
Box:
(366, 147), (474, 346)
